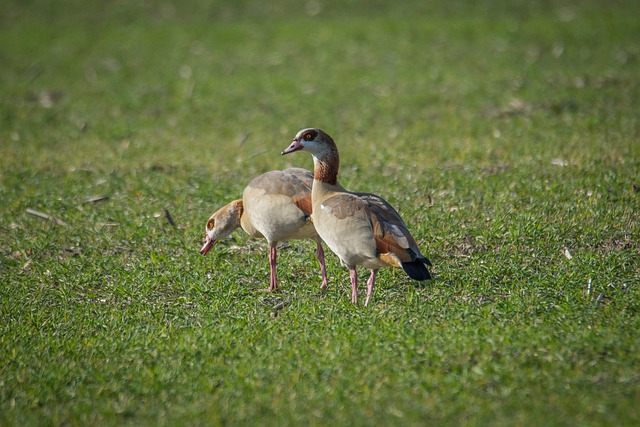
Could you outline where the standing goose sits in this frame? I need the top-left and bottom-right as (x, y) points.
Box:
(200, 168), (328, 292)
(282, 129), (431, 306)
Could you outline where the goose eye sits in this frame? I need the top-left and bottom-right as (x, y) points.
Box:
(304, 132), (313, 140)
(207, 220), (215, 230)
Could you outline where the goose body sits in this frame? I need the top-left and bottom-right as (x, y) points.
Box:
(200, 168), (328, 292)
(282, 129), (431, 305)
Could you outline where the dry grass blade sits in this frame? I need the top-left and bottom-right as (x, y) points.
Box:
(85, 195), (109, 203)
(25, 208), (68, 227)
(270, 297), (291, 317)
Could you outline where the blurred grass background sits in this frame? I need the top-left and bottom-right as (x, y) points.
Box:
(3, 0), (638, 173)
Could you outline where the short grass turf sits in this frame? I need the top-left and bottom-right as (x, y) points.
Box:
(1, 0), (639, 425)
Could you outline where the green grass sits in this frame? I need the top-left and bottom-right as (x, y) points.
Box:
(1, 0), (639, 425)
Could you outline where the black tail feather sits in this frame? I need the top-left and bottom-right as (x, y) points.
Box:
(401, 259), (432, 281)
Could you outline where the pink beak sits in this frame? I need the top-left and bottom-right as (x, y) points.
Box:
(200, 235), (214, 255)
(281, 139), (303, 155)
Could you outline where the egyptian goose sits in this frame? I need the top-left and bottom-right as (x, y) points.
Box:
(282, 129), (431, 306)
(199, 168), (328, 292)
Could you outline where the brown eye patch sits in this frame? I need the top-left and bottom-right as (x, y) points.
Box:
(207, 220), (215, 230)
(303, 130), (316, 140)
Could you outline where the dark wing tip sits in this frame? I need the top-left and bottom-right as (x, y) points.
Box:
(401, 260), (432, 281)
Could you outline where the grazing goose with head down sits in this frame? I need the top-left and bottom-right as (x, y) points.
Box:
(200, 168), (328, 292)
(282, 129), (431, 306)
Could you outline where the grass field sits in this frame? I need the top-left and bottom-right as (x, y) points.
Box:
(1, 0), (639, 425)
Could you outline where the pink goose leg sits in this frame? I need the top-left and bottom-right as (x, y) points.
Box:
(364, 269), (377, 307)
(265, 243), (278, 292)
(315, 241), (328, 291)
(349, 267), (358, 304)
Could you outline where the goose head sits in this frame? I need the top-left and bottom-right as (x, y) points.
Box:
(199, 200), (243, 255)
(281, 128), (335, 157)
